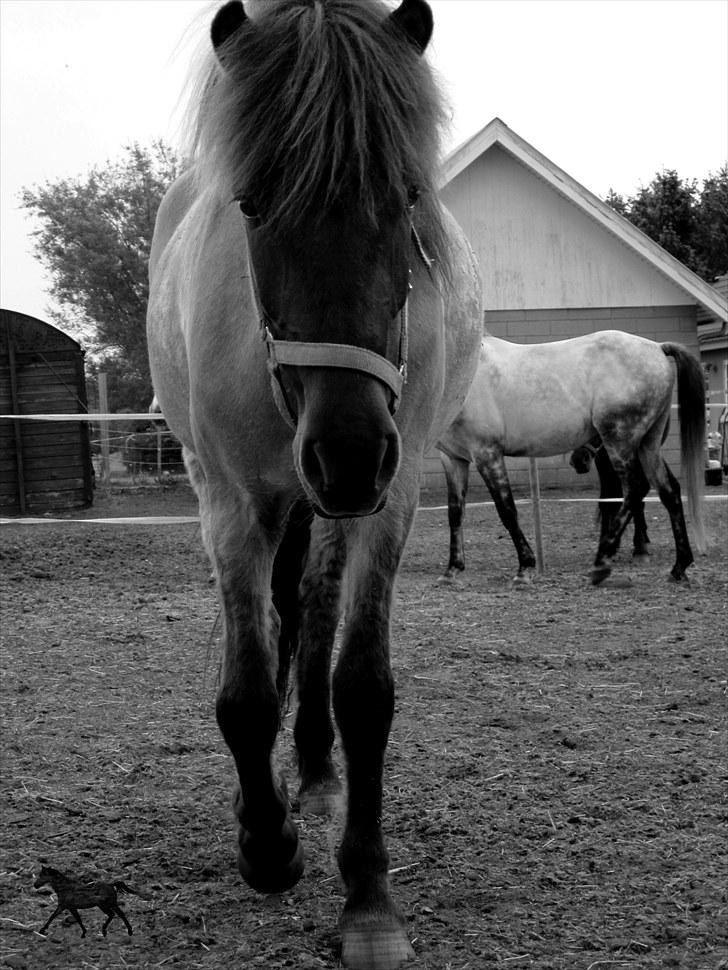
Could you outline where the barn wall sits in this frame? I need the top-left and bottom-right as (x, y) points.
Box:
(1, 309), (93, 514)
(420, 307), (700, 499)
(440, 146), (692, 312)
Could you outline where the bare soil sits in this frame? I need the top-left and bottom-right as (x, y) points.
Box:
(1, 483), (727, 970)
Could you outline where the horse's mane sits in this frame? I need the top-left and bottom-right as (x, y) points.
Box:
(185, 0), (450, 270)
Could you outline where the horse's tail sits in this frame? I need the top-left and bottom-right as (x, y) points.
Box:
(661, 343), (706, 553)
(113, 881), (142, 897)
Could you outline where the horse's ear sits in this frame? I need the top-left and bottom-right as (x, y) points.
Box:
(211, 1), (248, 56)
(388, 0), (433, 55)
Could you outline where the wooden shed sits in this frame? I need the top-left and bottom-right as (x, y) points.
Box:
(422, 118), (728, 494)
(1, 309), (94, 514)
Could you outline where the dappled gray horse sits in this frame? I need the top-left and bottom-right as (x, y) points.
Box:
(439, 331), (706, 584)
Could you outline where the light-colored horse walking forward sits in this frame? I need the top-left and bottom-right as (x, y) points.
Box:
(146, 2), (482, 967)
(438, 331), (706, 585)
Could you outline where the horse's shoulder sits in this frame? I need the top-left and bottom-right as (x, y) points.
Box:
(149, 168), (200, 274)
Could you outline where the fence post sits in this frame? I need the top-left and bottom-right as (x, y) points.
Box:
(98, 372), (110, 483)
(156, 423), (163, 479)
(528, 457), (544, 574)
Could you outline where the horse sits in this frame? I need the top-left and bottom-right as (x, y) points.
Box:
(34, 865), (138, 937)
(437, 330), (706, 585)
(145, 2), (482, 967)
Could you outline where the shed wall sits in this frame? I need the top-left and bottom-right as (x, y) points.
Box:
(440, 146), (692, 311)
(1, 309), (93, 513)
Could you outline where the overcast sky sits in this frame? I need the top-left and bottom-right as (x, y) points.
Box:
(1, 0), (726, 322)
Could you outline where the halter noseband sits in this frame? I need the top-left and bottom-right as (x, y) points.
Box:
(248, 216), (433, 430)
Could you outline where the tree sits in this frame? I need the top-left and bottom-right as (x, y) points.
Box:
(604, 167), (728, 284)
(21, 141), (181, 410)
(693, 166), (728, 282)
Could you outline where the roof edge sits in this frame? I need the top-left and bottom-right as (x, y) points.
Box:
(439, 118), (728, 323)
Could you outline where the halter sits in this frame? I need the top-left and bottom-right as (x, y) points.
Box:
(247, 215), (433, 430)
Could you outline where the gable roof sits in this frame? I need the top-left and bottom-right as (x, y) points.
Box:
(440, 118), (727, 323)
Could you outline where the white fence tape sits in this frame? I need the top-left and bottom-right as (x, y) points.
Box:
(2, 495), (726, 527)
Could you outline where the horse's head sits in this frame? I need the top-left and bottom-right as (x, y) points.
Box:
(33, 866), (55, 889)
(203, 0), (444, 517)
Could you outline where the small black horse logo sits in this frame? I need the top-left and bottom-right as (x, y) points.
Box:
(34, 865), (141, 937)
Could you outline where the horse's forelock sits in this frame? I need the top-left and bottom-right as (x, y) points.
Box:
(188, 0), (449, 265)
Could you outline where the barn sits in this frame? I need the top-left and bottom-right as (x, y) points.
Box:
(422, 118), (728, 494)
(1, 308), (94, 514)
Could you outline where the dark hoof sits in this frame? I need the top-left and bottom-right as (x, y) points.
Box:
(668, 572), (690, 585)
(590, 564), (612, 585)
(237, 826), (304, 894)
(512, 568), (535, 586)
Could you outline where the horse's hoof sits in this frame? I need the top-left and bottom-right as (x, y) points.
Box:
(668, 572), (690, 585)
(341, 917), (414, 970)
(237, 829), (304, 894)
(590, 564), (612, 585)
(512, 568), (535, 586)
(299, 779), (343, 816)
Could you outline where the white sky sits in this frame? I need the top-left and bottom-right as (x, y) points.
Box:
(1, 0), (727, 322)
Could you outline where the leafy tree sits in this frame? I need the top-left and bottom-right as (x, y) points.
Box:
(604, 167), (728, 283)
(603, 188), (628, 217)
(693, 166), (728, 282)
(21, 141), (181, 410)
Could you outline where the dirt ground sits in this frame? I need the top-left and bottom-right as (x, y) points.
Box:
(1, 481), (726, 970)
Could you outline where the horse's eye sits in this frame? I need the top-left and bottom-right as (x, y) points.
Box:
(236, 196), (258, 221)
(407, 185), (421, 208)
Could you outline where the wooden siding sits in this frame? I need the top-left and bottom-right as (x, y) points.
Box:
(440, 145), (692, 312)
(1, 309), (93, 513)
(421, 307), (700, 499)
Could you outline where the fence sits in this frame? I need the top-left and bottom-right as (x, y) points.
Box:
(0, 411), (185, 489)
(2, 407), (726, 575)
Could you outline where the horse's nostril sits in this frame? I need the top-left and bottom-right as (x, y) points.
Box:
(301, 440), (325, 492)
(377, 432), (400, 489)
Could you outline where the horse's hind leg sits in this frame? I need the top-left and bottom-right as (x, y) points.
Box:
(334, 474), (418, 969)
(594, 446), (624, 549)
(475, 448), (536, 581)
(207, 485), (305, 895)
(102, 905), (133, 936)
(591, 454), (644, 585)
(439, 451), (470, 577)
(294, 518), (346, 815)
(595, 447), (650, 557)
(631, 464), (651, 557)
(640, 451), (694, 581)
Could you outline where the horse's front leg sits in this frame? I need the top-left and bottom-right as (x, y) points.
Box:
(38, 905), (64, 935)
(475, 448), (536, 582)
(438, 450), (470, 578)
(210, 494), (304, 894)
(333, 490), (417, 970)
(294, 518), (346, 815)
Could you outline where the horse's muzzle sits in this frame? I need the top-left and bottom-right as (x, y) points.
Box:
(299, 430), (400, 518)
